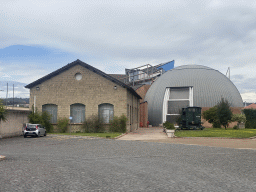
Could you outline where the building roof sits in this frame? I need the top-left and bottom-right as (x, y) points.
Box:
(130, 84), (145, 91)
(108, 74), (126, 82)
(5, 107), (30, 111)
(244, 103), (256, 109)
(145, 64), (243, 126)
(25, 59), (141, 99)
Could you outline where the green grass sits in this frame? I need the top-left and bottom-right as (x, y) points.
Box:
(48, 132), (123, 138)
(174, 128), (256, 138)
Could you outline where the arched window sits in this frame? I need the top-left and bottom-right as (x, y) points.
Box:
(98, 103), (114, 123)
(42, 104), (58, 123)
(70, 104), (85, 123)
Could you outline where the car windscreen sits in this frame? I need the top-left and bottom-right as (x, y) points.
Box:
(27, 125), (37, 128)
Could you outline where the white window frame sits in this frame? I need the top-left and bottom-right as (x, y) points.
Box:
(162, 87), (193, 124)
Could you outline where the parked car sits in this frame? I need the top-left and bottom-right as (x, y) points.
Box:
(24, 124), (46, 138)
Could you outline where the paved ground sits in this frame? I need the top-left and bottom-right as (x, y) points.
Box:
(118, 127), (167, 140)
(1, 135), (256, 191)
(118, 127), (256, 149)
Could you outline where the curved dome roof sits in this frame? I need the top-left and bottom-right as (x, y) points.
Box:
(144, 65), (243, 126)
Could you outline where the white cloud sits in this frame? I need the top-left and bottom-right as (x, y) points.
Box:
(1, 74), (11, 78)
(0, 0), (256, 96)
(241, 92), (256, 103)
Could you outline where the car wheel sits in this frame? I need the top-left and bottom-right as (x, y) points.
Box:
(24, 135), (27, 138)
(44, 131), (46, 136)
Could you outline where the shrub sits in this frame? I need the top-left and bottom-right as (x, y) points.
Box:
(202, 106), (220, 128)
(109, 115), (128, 133)
(233, 125), (239, 129)
(216, 98), (232, 129)
(82, 115), (105, 133)
(163, 121), (175, 129)
(109, 116), (120, 132)
(0, 99), (7, 122)
(41, 111), (54, 133)
(28, 107), (42, 124)
(28, 105), (53, 132)
(212, 121), (221, 128)
(203, 98), (233, 129)
(243, 109), (256, 129)
(119, 115), (128, 133)
(57, 117), (69, 133)
(231, 114), (246, 124)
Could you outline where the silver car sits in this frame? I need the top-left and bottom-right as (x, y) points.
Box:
(24, 124), (47, 138)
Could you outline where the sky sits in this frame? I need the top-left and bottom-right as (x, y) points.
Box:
(0, 0), (256, 102)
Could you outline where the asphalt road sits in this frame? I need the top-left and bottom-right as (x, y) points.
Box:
(0, 135), (256, 192)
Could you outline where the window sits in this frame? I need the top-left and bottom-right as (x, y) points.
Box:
(42, 104), (58, 123)
(75, 73), (82, 81)
(70, 104), (85, 123)
(162, 87), (193, 124)
(98, 103), (114, 123)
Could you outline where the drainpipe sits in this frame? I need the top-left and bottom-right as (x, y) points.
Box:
(34, 96), (36, 113)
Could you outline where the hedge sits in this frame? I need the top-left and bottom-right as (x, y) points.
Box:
(243, 109), (256, 129)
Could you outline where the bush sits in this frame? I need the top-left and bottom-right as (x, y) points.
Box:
(82, 115), (105, 133)
(163, 121), (175, 129)
(243, 109), (256, 129)
(28, 109), (42, 124)
(203, 98), (233, 129)
(233, 125), (239, 129)
(28, 105), (53, 132)
(216, 98), (232, 129)
(212, 121), (221, 128)
(0, 99), (7, 122)
(109, 115), (128, 133)
(57, 117), (69, 133)
(41, 111), (54, 133)
(202, 106), (220, 128)
(231, 114), (246, 124)
(109, 116), (120, 132)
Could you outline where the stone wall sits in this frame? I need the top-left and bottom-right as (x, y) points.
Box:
(126, 91), (140, 132)
(29, 64), (140, 132)
(0, 107), (30, 138)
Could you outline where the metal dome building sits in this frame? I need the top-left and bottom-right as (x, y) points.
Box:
(144, 65), (243, 126)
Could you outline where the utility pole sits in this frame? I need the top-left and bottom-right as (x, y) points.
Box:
(6, 83), (8, 106)
(226, 67), (230, 79)
(13, 84), (14, 107)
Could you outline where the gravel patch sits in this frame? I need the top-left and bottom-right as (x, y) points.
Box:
(0, 135), (256, 191)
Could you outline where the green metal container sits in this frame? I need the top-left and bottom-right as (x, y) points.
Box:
(179, 107), (204, 130)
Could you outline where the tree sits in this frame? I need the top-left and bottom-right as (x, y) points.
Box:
(216, 98), (232, 129)
(0, 99), (7, 122)
(28, 107), (42, 124)
(231, 114), (246, 124)
(202, 106), (221, 128)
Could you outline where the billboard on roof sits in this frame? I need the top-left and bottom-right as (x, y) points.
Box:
(157, 60), (174, 72)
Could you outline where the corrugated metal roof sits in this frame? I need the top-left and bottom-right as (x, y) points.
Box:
(144, 65), (243, 126)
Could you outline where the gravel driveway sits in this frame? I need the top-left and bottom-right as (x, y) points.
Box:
(0, 135), (256, 192)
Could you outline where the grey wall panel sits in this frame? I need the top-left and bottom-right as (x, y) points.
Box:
(144, 65), (243, 126)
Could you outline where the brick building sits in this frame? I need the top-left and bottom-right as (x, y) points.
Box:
(25, 60), (141, 132)
(131, 84), (151, 127)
